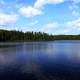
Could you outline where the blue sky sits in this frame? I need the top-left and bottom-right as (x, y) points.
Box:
(0, 0), (80, 35)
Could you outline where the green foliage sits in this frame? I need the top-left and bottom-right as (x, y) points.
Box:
(0, 29), (80, 42)
(0, 30), (54, 41)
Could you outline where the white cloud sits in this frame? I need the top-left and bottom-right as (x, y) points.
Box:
(40, 22), (58, 33)
(34, 0), (47, 9)
(51, 18), (80, 34)
(72, 0), (80, 4)
(0, 0), (5, 5)
(62, 19), (80, 34)
(34, 0), (64, 8)
(19, 0), (64, 18)
(66, 18), (80, 30)
(19, 6), (43, 17)
(47, 0), (64, 4)
(0, 13), (18, 25)
(72, 10), (80, 16)
(69, 3), (80, 17)
(30, 20), (38, 25)
(69, 4), (79, 10)
(25, 20), (38, 26)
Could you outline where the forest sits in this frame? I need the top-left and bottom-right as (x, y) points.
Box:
(0, 29), (80, 42)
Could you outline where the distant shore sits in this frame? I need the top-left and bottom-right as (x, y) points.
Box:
(0, 29), (80, 42)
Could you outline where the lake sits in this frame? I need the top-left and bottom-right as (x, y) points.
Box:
(0, 40), (80, 80)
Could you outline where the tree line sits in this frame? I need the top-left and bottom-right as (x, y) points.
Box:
(0, 29), (80, 42)
(0, 30), (54, 41)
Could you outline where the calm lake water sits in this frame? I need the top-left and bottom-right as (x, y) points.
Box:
(0, 40), (80, 80)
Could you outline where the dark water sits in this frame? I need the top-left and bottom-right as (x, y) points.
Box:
(0, 41), (80, 80)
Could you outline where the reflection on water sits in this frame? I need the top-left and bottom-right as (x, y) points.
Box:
(0, 41), (80, 80)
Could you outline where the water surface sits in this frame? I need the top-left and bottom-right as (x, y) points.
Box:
(0, 40), (80, 80)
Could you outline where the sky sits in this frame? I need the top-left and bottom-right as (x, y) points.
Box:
(0, 0), (80, 35)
